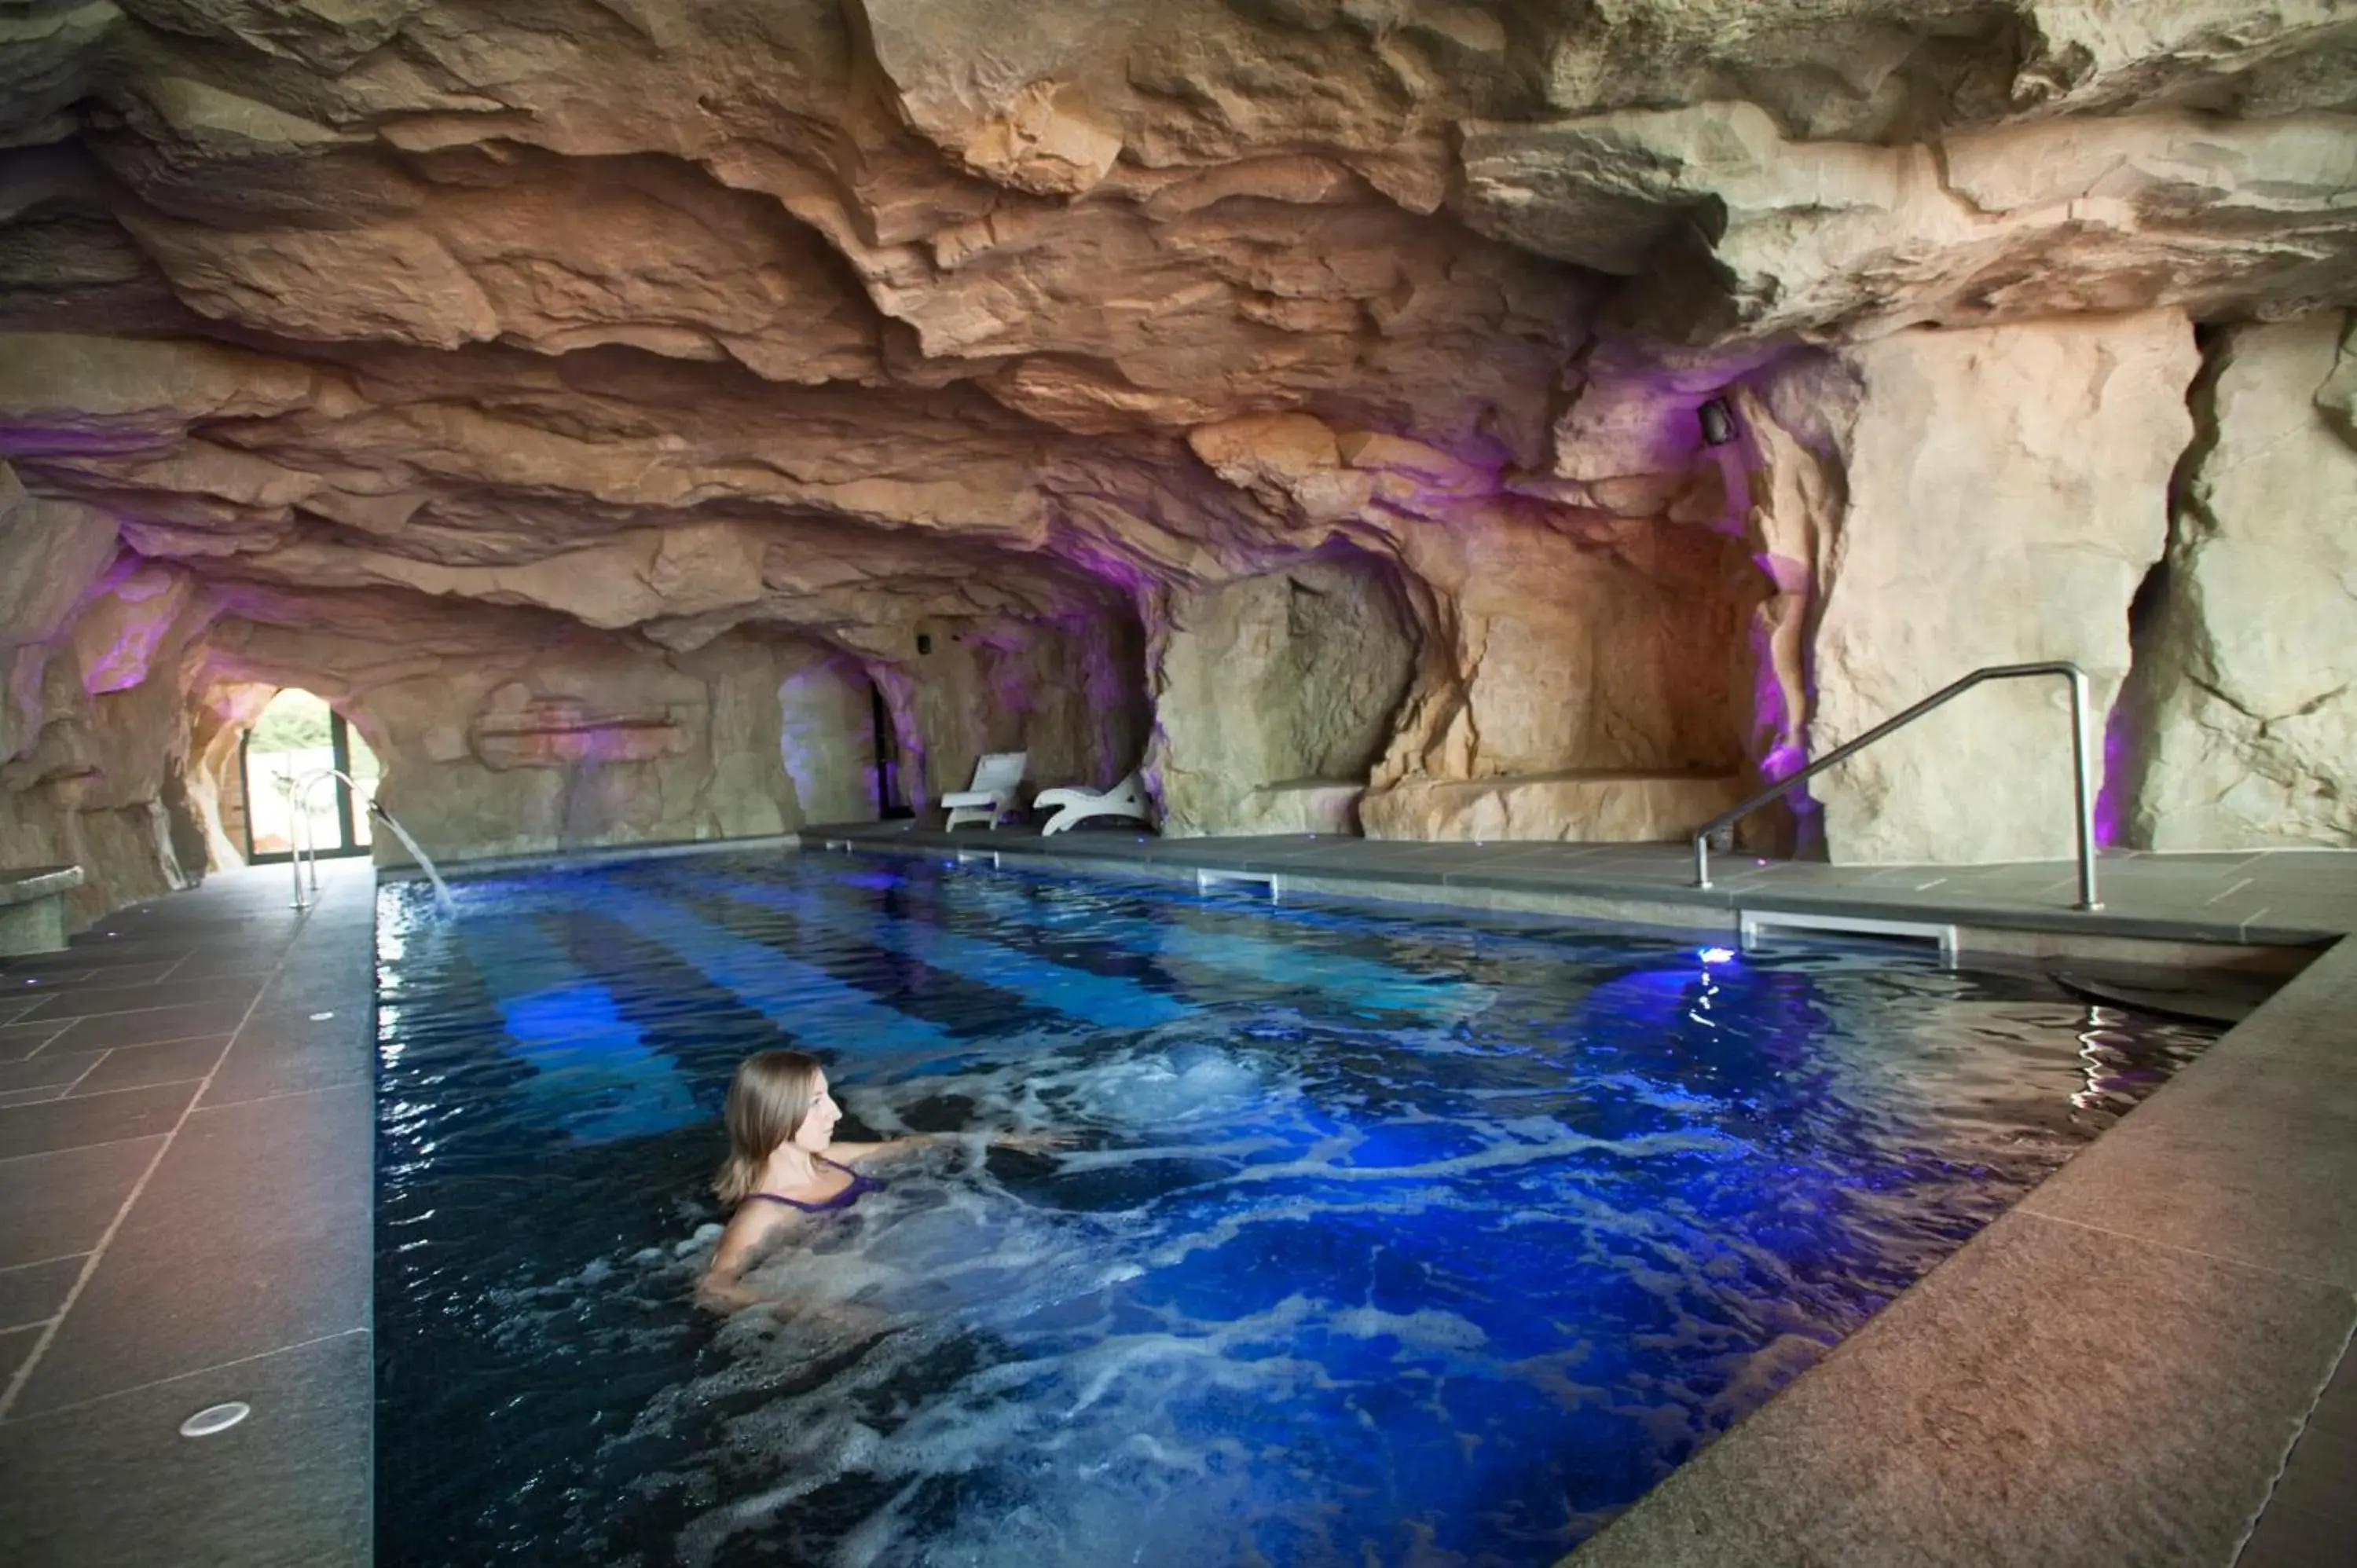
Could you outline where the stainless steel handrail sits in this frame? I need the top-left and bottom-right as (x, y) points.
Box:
(1693, 661), (2102, 911)
(289, 768), (455, 915)
(289, 768), (366, 910)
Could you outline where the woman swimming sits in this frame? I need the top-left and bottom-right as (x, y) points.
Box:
(698, 1049), (1062, 1311)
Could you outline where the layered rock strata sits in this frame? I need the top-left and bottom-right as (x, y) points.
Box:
(1, 1), (2354, 916)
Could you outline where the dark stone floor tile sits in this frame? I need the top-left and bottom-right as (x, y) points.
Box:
(0, 969), (94, 989)
(69, 1037), (229, 1097)
(0, 1323), (39, 1386)
(0, 1050), (104, 1096)
(0, 1087), (67, 1109)
(2, 962), (178, 993)
(16, 974), (267, 1022)
(137, 943), (295, 973)
(0, 1328), (370, 1568)
(2309, 1353), (2357, 1442)
(0, 991), (68, 1028)
(2235, 1498), (2357, 1568)
(1304, 866), (1450, 889)
(200, 1009), (370, 1109)
(0, 1136), (163, 1267)
(1571, 1214), (2353, 1568)
(44, 998), (254, 1054)
(2263, 1421), (2357, 1523)
(31, 940), (202, 967)
(13, 1084), (369, 1414)
(0, 1083), (195, 1162)
(0, 1255), (84, 1331)
(2, 945), (195, 975)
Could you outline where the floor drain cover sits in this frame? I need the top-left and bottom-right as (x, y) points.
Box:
(179, 1401), (250, 1438)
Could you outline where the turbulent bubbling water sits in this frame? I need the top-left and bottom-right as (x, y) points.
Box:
(374, 852), (2216, 1566)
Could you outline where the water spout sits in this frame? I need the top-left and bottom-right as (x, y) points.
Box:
(290, 770), (457, 917)
(371, 804), (458, 917)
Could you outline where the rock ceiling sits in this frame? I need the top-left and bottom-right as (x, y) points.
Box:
(3, 0), (2355, 664)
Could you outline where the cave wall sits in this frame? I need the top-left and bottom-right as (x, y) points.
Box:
(1798, 310), (2201, 864)
(199, 593), (878, 869)
(903, 604), (1152, 811)
(2120, 311), (2357, 849)
(1359, 496), (1763, 844)
(2, 2), (2355, 910)
(187, 679), (270, 869)
(1154, 548), (1419, 836)
(0, 509), (209, 921)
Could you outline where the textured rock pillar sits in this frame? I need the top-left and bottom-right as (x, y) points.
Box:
(2123, 312), (2357, 848)
(1154, 552), (1417, 837)
(1809, 312), (2199, 864)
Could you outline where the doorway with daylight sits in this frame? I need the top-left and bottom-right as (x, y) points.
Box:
(240, 688), (383, 863)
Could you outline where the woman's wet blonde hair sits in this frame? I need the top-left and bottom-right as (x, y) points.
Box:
(715, 1049), (825, 1205)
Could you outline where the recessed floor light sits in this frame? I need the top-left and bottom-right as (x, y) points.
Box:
(310, 1011), (335, 1020)
(180, 1401), (250, 1438)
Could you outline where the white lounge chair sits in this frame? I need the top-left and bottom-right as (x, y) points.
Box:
(1036, 769), (1153, 836)
(942, 751), (1027, 830)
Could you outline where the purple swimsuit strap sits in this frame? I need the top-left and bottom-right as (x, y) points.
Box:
(746, 1156), (885, 1214)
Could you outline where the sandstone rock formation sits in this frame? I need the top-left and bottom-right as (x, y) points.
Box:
(1155, 548), (1418, 835)
(1804, 310), (2201, 864)
(2119, 310), (2357, 848)
(2, 1), (2354, 918)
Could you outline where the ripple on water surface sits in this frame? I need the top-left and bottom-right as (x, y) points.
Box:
(372, 852), (2217, 1567)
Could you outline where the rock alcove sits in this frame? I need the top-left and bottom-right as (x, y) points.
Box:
(2, 0), (2353, 920)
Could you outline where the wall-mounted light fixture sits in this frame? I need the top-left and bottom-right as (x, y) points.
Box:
(1697, 397), (1737, 447)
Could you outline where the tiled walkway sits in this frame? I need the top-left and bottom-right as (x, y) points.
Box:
(0, 859), (376, 1566)
(810, 821), (2352, 950)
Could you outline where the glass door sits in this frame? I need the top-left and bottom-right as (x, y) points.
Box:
(240, 689), (380, 863)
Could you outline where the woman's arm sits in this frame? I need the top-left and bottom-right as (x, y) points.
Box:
(697, 1208), (898, 1335)
(695, 1203), (796, 1312)
(823, 1132), (945, 1163)
(828, 1130), (1076, 1163)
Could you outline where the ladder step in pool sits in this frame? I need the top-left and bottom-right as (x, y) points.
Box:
(1738, 909), (1959, 966)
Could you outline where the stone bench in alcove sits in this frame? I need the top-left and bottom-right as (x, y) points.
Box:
(0, 865), (85, 957)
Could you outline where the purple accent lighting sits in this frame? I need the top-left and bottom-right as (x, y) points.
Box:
(2093, 702), (2132, 848)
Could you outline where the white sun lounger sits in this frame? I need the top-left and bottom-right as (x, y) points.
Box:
(942, 751), (1027, 830)
(1035, 769), (1153, 836)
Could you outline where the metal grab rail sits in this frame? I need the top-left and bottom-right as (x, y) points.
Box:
(289, 768), (367, 910)
(1693, 661), (2102, 911)
(290, 768), (456, 915)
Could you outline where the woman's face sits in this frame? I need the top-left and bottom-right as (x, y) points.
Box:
(791, 1073), (842, 1153)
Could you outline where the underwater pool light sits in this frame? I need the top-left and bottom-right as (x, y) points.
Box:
(1698, 947), (1736, 965)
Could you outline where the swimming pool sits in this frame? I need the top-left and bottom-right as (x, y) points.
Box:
(373, 850), (2214, 1566)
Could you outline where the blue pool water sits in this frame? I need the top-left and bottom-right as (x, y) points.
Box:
(374, 851), (2213, 1567)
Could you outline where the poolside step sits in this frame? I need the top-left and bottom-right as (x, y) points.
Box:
(1739, 908), (1959, 966)
(1197, 868), (1281, 899)
(2049, 963), (2271, 1024)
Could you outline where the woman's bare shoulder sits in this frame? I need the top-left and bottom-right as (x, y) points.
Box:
(716, 1196), (804, 1258)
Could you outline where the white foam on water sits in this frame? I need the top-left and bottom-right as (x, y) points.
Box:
(604, 1034), (1582, 1566)
(380, 855), (2225, 1567)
